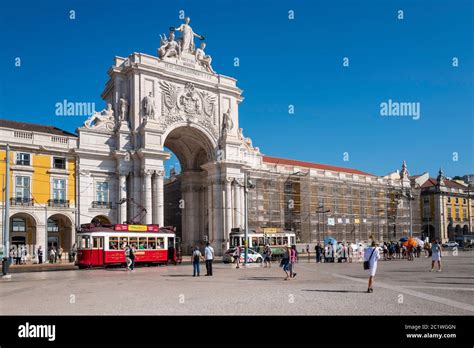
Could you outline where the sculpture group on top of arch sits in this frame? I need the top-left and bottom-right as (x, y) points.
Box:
(158, 17), (215, 74)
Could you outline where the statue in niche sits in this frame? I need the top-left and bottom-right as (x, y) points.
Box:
(83, 103), (115, 131)
(222, 108), (233, 135)
(172, 17), (204, 53)
(118, 96), (129, 121)
(142, 92), (156, 119)
(195, 42), (215, 73)
(158, 31), (181, 59)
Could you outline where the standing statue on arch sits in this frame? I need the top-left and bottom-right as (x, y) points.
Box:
(172, 17), (204, 53)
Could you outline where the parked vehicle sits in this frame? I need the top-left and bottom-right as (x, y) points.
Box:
(223, 248), (263, 264)
(442, 241), (459, 248)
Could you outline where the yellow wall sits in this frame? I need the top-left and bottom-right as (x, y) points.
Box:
(0, 149), (75, 204)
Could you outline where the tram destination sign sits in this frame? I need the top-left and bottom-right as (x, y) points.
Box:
(114, 224), (160, 232)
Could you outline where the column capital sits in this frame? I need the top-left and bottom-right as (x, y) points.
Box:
(155, 169), (165, 177)
(142, 169), (153, 176)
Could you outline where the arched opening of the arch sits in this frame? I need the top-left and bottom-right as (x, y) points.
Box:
(163, 126), (215, 253)
(48, 213), (74, 261)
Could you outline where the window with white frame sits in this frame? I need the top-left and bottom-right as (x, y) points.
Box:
(15, 152), (30, 166)
(96, 182), (109, 202)
(53, 178), (66, 201)
(15, 176), (30, 200)
(12, 218), (26, 232)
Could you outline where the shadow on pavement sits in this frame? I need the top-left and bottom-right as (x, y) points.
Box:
(239, 276), (283, 281)
(424, 281), (474, 285)
(161, 274), (195, 277)
(302, 289), (367, 293)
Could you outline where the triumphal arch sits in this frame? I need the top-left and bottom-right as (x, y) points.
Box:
(76, 18), (262, 253)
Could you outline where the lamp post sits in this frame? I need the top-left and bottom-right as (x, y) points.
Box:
(316, 205), (330, 241)
(377, 209), (385, 242)
(233, 172), (256, 266)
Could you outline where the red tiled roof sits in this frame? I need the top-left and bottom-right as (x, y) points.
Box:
(263, 156), (374, 176)
(0, 119), (76, 137)
(421, 178), (467, 189)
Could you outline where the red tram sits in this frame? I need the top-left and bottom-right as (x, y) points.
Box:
(75, 223), (177, 268)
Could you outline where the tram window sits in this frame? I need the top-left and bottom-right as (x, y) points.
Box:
(270, 237), (276, 246)
(157, 238), (164, 249)
(258, 237), (264, 246)
(290, 237), (295, 245)
(168, 237), (174, 248)
(251, 237), (257, 247)
(109, 237), (119, 250)
(80, 236), (90, 249)
(283, 237), (288, 245)
(277, 237), (283, 245)
(120, 237), (128, 247)
(129, 237), (138, 248)
(139, 237), (147, 249)
(148, 237), (156, 249)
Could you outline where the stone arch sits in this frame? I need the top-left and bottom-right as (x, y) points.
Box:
(162, 123), (218, 251)
(91, 215), (112, 225)
(48, 213), (74, 258)
(463, 225), (469, 235)
(447, 223), (455, 241)
(163, 123), (217, 171)
(10, 212), (38, 247)
(455, 224), (462, 238)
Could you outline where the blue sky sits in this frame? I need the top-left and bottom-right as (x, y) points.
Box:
(0, 0), (472, 177)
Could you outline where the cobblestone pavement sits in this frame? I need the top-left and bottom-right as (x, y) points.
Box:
(1, 251), (473, 315)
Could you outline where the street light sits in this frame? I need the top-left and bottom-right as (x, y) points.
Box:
(316, 205), (330, 241)
(243, 172), (255, 265)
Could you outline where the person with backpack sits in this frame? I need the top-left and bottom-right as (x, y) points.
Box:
(364, 241), (380, 293)
(430, 240), (442, 272)
(191, 246), (202, 276)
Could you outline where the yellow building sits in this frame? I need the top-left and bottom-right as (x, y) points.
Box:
(420, 169), (473, 243)
(0, 119), (77, 261)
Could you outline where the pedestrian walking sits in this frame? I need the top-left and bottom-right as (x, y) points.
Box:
(290, 245), (297, 278)
(281, 246), (291, 280)
(37, 246), (43, 264)
(191, 246), (202, 276)
(348, 243), (353, 263)
(430, 240), (442, 272)
(129, 244), (136, 271)
(58, 247), (63, 263)
(364, 241), (380, 293)
(263, 244), (272, 267)
(204, 242), (214, 276)
(71, 243), (78, 262)
(20, 246), (27, 264)
(15, 247), (21, 265)
(315, 243), (322, 263)
(233, 245), (241, 269)
(49, 248), (56, 264)
(124, 243), (132, 271)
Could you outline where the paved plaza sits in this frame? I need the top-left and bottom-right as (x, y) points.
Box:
(1, 251), (473, 315)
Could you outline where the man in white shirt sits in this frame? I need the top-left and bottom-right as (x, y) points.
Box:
(204, 242), (214, 276)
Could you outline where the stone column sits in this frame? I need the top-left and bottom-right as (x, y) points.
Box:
(118, 174), (127, 224)
(207, 180), (214, 242)
(233, 181), (241, 228)
(239, 184), (245, 229)
(133, 171), (141, 222)
(225, 178), (233, 249)
(143, 170), (152, 225)
(156, 171), (164, 227)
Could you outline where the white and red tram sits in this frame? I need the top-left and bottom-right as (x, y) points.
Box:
(75, 223), (177, 268)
